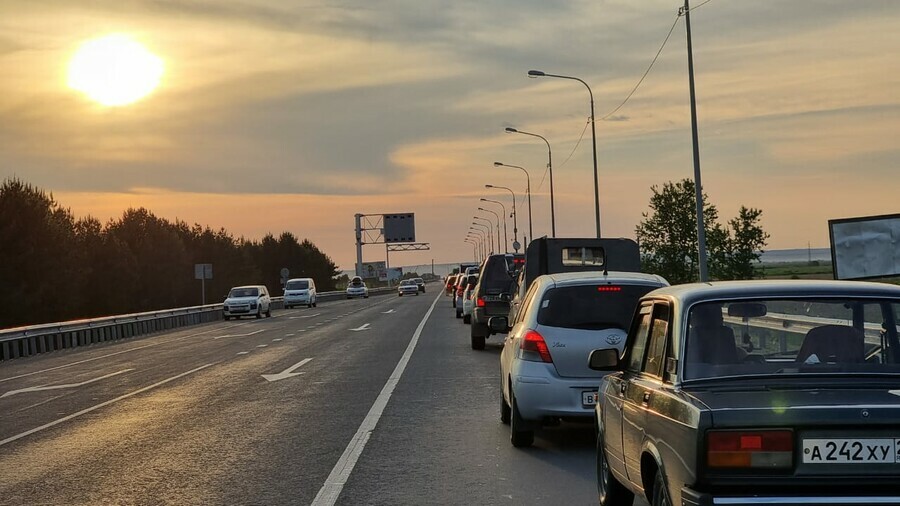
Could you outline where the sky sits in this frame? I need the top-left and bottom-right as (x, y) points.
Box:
(1, 0), (898, 270)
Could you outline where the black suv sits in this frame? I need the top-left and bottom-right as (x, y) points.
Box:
(470, 253), (523, 350)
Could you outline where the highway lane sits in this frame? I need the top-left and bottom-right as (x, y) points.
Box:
(0, 287), (648, 505)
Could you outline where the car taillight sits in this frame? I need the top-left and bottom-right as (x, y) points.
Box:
(476, 297), (485, 307)
(707, 430), (793, 469)
(520, 330), (553, 363)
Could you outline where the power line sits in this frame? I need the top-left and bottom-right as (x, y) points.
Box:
(555, 116), (590, 171)
(688, 0), (715, 12)
(600, 13), (680, 121)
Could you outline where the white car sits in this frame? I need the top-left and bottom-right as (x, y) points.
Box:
(346, 276), (369, 299)
(223, 285), (272, 320)
(284, 277), (317, 308)
(461, 274), (479, 324)
(398, 279), (419, 296)
(495, 271), (668, 447)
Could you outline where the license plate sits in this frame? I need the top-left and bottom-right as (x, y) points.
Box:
(802, 438), (900, 464)
(483, 296), (502, 302)
(582, 391), (598, 407)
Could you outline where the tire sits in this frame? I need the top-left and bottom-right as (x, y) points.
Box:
(650, 469), (671, 506)
(224, 315), (231, 321)
(463, 314), (471, 324)
(500, 391), (511, 425)
(364, 295), (369, 298)
(346, 296), (351, 299)
(597, 431), (634, 506)
(471, 334), (485, 350)
(510, 395), (534, 448)
(285, 305), (291, 310)
(456, 309), (462, 319)
(255, 309), (262, 319)
(399, 293), (403, 297)
(266, 307), (271, 317)
(313, 300), (317, 307)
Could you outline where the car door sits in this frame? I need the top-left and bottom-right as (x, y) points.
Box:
(603, 302), (653, 481)
(622, 301), (670, 488)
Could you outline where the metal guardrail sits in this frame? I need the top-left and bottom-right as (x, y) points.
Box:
(0, 287), (395, 362)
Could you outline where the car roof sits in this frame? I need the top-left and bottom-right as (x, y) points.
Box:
(286, 277), (312, 282)
(231, 285), (264, 290)
(544, 271), (668, 287)
(646, 280), (900, 306)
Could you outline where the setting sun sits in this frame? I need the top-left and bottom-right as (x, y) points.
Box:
(67, 34), (163, 107)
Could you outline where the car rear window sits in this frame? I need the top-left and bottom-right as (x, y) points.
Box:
(480, 255), (517, 294)
(351, 278), (364, 286)
(286, 280), (309, 290)
(537, 284), (657, 330)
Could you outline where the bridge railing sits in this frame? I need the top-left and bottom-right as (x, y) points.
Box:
(0, 287), (396, 361)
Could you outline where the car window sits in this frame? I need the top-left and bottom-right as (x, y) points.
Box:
(480, 255), (516, 294)
(536, 284), (658, 331)
(642, 303), (670, 378)
(624, 304), (653, 373)
(516, 281), (542, 325)
(229, 287), (258, 298)
(683, 299), (900, 381)
(285, 280), (309, 290)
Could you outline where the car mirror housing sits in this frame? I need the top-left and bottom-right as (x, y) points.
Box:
(588, 348), (620, 371)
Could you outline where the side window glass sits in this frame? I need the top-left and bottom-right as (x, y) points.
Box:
(518, 283), (541, 324)
(642, 304), (671, 378)
(625, 304), (653, 373)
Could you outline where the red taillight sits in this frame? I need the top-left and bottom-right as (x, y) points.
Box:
(597, 286), (622, 292)
(476, 297), (485, 307)
(707, 430), (793, 468)
(520, 330), (553, 363)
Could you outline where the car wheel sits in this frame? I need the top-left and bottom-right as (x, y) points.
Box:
(266, 308), (272, 317)
(364, 295), (369, 298)
(650, 469), (671, 506)
(255, 309), (262, 319)
(510, 395), (534, 448)
(313, 300), (317, 307)
(597, 431), (634, 506)
(500, 391), (511, 425)
(463, 314), (471, 324)
(399, 293), (403, 297)
(223, 315), (230, 321)
(456, 308), (462, 318)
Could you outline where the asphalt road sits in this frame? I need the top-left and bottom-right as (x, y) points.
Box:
(0, 286), (649, 505)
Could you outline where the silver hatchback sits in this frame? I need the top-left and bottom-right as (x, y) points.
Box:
(497, 271), (668, 447)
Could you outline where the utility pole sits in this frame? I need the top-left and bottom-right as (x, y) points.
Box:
(683, 0), (709, 282)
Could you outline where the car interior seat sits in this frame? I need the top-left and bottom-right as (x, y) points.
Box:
(687, 304), (740, 365)
(796, 324), (864, 364)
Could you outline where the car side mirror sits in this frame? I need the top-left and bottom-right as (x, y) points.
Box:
(488, 316), (509, 333)
(588, 348), (620, 371)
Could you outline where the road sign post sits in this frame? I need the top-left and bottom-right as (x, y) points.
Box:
(194, 263), (213, 305)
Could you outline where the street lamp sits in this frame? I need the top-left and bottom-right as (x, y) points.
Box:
(485, 184), (520, 252)
(464, 238), (478, 262)
(477, 207), (503, 253)
(471, 221), (493, 254)
(505, 127), (555, 237)
(472, 217), (494, 254)
(494, 161), (532, 246)
(468, 229), (486, 260)
(479, 198), (508, 253)
(527, 69), (601, 238)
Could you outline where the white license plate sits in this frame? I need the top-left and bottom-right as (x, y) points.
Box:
(582, 391), (598, 407)
(802, 438), (900, 464)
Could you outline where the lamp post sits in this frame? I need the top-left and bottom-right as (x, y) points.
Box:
(471, 221), (493, 254)
(505, 127), (555, 237)
(473, 215), (495, 254)
(464, 239), (478, 262)
(494, 161), (532, 245)
(527, 69), (601, 238)
(478, 207), (503, 254)
(485, 184), (519, 252)
(479, 198), (508, 253)
(468, 229), (485, 260)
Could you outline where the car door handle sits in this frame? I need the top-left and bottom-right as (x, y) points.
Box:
(642, 391), (651, 405)
(619, 383), (627, 395)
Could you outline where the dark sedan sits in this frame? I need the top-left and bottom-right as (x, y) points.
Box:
(590, 280), (900, 506)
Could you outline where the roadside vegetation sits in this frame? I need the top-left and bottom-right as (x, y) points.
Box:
(0, 178), (340, 328)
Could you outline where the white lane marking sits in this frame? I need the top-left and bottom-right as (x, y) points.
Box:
(311, 291), (440, 506)
(272, 338), (283, 342)
(381, 309), (395, 314)
(15, 393), (70, 413)
(290, 313), (321, 319)
(261, 358), (313, 382)
(212, 329), (265, 340)
(2, 369), (134, 399)
(0, 363), (214, 448)
(285, 334), (295, 337)
(256, 344), (268, 348)
(349, 323), (371, 332)
(236, 352), (249, 355)
(0, 323), (237, 384)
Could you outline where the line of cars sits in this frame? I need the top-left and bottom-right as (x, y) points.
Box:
(448, 237), (900, 505)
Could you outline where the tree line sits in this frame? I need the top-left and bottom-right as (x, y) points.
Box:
(0, 178), (340, 328)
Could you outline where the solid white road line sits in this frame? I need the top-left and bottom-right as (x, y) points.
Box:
(212, 329), (265, 340)
(1, 369), (134, 398)
(0, 363), (214, 448)
(311, 291), (441, 506)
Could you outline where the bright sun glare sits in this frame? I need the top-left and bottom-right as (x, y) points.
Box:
(68, 34), (164, 107)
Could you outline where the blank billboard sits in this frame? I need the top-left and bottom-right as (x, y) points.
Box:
(383, 213), (415, 243)
(829, 213), (900, 280)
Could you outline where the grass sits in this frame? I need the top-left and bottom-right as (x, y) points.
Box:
(755, 261), (900, 285)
